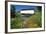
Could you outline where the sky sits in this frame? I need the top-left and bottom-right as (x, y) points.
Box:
(11, 5), (37, 11)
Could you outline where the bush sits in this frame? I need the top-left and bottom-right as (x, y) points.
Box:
(24, 12), (42, 28)
(11, 12), (23, 29)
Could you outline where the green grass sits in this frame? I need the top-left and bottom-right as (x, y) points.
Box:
(11, 13), (23, 29)
(24, 12), (42, 28)
(11, 11), (42, 29)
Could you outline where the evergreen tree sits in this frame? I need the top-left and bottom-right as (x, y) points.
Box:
(11, 5), (16, 18)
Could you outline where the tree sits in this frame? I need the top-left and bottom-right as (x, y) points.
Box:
(11, 5), (16, 18)
(36, 6), (42, 12)
(11, 12), (23, 29)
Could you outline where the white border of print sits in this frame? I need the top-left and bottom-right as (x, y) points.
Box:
(8, 2), (44, 32)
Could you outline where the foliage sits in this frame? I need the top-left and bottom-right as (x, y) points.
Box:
(11, 12), (23, 29)
(11, 5), (16, 18)
(24, 12), (42, 28)
(36, 6), (42, 12)
(11, 6), (42, 29)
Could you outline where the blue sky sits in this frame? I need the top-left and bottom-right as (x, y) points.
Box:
(11, 5), (37, 11)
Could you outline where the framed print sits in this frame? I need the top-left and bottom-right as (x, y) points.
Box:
(5, 1), (45, 33)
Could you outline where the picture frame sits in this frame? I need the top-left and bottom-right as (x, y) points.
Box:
(5, 1), (45, 33)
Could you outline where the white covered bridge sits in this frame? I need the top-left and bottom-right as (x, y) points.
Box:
(20, 10), (35, 14)
(20, 10), (35, 23)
